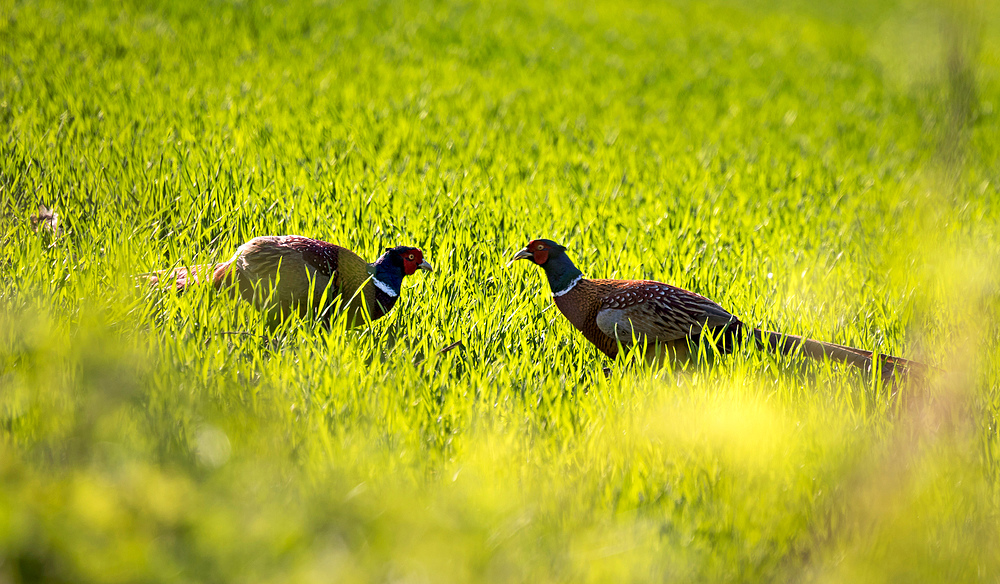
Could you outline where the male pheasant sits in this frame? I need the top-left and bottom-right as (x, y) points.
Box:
(512, 239), (926, 379)
(144, 235), (432, 326)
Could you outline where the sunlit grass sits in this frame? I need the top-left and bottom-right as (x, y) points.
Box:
(2, 0), (999, 581)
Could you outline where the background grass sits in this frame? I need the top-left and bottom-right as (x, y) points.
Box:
(2, 0), (999, 581)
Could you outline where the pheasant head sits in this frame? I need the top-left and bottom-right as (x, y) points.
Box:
(371, 246), (433, 296)
(511, 239), (583, 296)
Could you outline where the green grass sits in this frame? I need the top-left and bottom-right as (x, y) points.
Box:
(2, 0), (1000, 581)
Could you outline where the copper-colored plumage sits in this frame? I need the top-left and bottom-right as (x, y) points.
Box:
(552, 278), (742, 362)
(551, 279), (738, 359)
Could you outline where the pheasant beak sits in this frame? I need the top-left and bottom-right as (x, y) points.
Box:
(509, 248), (533, 264)
(417, 260), (434, 272)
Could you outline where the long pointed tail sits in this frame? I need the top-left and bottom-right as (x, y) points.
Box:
(752, 328), (931, 380)
(139, 262), (234, 292)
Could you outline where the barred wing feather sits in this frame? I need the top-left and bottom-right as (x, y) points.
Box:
(595, 282), (737, 343)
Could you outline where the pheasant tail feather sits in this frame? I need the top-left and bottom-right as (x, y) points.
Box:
(752, 329), (930, 380)
(141, 262), (234, 292)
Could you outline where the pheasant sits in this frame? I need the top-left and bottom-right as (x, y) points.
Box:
(144, 236), (432, 326)
(512, 239), (927, 380)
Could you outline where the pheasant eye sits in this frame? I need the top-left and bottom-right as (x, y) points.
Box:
(408, 254), (414, 260)
(536, 245), (544, 250)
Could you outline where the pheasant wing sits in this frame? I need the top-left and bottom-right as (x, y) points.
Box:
(595, 282), (737, 344)
(235, 236), (368, 282)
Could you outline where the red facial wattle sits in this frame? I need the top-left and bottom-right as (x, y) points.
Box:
(402, 249), (426, 275)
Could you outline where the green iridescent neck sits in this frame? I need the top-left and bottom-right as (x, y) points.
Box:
(541, 253), (584, 295)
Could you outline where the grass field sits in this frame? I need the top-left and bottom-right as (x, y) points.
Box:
(2, 0), (1000, 581)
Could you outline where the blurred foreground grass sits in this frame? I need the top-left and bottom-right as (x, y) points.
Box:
(2, 0), (1000, 581)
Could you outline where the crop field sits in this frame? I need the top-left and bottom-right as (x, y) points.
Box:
(2, 0), (1000, 581)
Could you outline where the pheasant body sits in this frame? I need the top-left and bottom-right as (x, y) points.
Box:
(145, 235), (431, 326)
(553, 279), (743, 360)
(514, 239), (925, 379)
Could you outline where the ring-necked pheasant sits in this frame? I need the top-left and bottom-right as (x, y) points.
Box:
(512, 239), (927, 380)
(144, 235), (432, 326)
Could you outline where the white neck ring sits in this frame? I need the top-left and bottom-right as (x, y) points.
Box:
(371, 277), (399, 298)
(552, 274), (583, 298)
